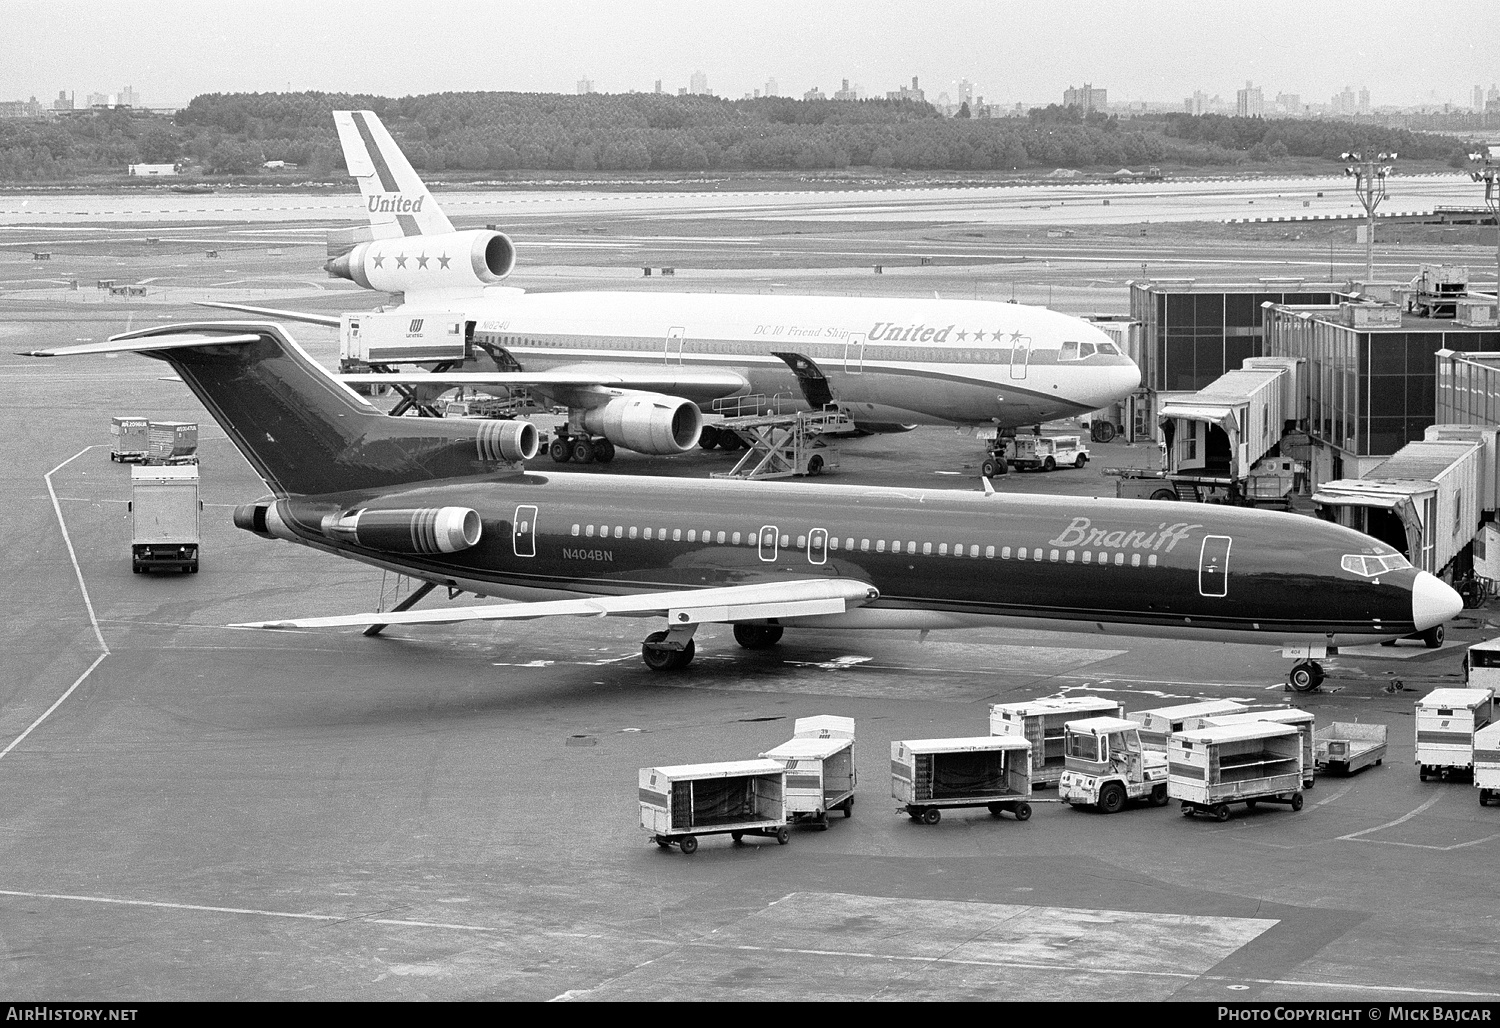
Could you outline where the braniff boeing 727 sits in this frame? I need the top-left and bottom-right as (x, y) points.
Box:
(28, 322), (1460, 688)
(200, 110), (1140, 464)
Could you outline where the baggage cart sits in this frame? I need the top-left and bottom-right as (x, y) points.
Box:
(989, 695), (1125, 788)
(109, 416), (150, 462)
(1464, 638), (1500, 691)
(1169, 723), (1305, 822)
(129, 464), (201, 574)
(890, 736), (1032, 824)
(1127, 700), (1249, 752)
(1474, 723), (1500, 806)
(146, 421), (198, 464)
(760, 715), (856, 828)
(639, 759), (788, 854)
(1184, 708), (1317, 789)
(1314, 723), (1388, 775)
(1415, 688), (1494, 781)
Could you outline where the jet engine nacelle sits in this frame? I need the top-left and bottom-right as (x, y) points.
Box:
(580, 393), (703, 454)
(326, 229), (516, 293)
(321, 506), (482, 554)
(477, 418), (540, 463)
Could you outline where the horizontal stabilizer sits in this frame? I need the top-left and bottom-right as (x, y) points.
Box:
(22, 332), (262, 358)
(194, 301), (342, 327)
(233, 578), (878, 631)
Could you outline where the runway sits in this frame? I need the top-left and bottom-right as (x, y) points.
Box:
(2, 191), (1500, 1001)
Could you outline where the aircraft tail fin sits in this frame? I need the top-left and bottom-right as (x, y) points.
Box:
(26, 322), (536, 497)
(334, 110), (455, 238)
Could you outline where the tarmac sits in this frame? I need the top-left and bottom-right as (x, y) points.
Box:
(2, 198), (1499, 1001)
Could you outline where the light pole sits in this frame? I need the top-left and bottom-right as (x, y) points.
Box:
(1469, 148), (1500, 300)
(1342, 151), (1396, 284)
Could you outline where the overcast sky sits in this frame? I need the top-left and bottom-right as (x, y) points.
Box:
(6, 0), (1496, 109)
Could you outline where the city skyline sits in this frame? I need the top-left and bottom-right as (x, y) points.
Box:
(4, 0), (1495, 111)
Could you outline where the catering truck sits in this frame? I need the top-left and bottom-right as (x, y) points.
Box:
(129, 464), (201, 573)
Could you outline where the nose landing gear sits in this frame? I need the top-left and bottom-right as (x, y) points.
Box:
(1288, 660), (1325, 692)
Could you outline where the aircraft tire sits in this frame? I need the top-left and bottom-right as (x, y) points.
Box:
(549, 438), (571, 463)
(733, 624), (784, 649)
(698, 427), (720, 450)
(981, 458), (1000, 479)
(571, 438), (596, 464)
(1421, 624), (1445, 649)
(1150, 489), (1177, 502)
(593, 438), (615, 464)
(1288, 660), (1323, 692)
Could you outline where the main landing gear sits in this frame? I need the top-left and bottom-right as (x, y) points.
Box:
(638, 622), (786, 671)
(548, 430), (615, 465)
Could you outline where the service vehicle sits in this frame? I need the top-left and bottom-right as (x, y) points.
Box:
(989, 695), (1125, 788)
(1007, 434), (1089, 472)
(129, 464), (201, 574)
(1127, 700), (1250, 752)
(1464, 637), (1500, 690)
(1415, 687), (1494, 781)
(890, 736), (1032, 824)
(1058, 717), (1170, 812)
(1474, 723), (1500, 806)
(1183, 708), (1317, 789)
(109, 416), (150, 463)
(1314, 723), (1388, 775)
(638, 759), (788, 854)
(1168, 722), (1305, 822)
(760, 715), (856, 828)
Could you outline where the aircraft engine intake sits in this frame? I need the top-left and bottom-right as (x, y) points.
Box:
(325, 229), (516, 292)
(477, 418), (540, 462)
(232, 500), (296, 542)
(580, 393), (703, 454)
(321, 506), (482, 554)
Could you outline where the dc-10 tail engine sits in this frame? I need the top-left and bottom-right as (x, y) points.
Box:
(325, 229), (517, 293)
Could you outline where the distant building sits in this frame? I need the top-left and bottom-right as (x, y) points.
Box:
(1186, 90), (1209, 116)
(677, 87), (687, 96)
(689, 70), (709, 96)
(654, 79), (662, 94)
(53, 90), (73, 111)
(127, 163), (177, 177)
(765, 77), (778, 97)
(1236, 81), (1263, 118)
(803, 85), (826, 101)
(576, 77), (594, 95)
(0, 96), (43, 118)
(958, 78), (973, 105)
(1358, 86), (1371, 116)
(1476, 85), (1485, 111)
(887, 76), (924, 103)
(1331, 85), (1357, 116)
(119, 85), (139, 107)
(1274, 92), (1302, 116)
(1064, 83), (1106, 113)
(833, 78), (858, 101)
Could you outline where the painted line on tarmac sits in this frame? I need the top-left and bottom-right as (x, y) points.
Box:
(1336, 793), (1443, 842)
(0, 888), (496, 934)
(0, 447), (110, 765)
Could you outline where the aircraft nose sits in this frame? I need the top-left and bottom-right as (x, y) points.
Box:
(1412, 571), (1463, 632)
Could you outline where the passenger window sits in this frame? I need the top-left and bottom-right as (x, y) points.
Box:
(1114, 553), (1125, 566)
(876, 540), (886, 553)
(828, 537), (838, 551)
(970, 545), (979, 558)
(629, 527), (638, 539)
(644, 528), (653, 540)
(1050, 549), (1059, 562)
(797, 535), (807, 548)
(1002, 546), (1011, 559)
(732, 532), (741, 545)
(860, 539), (870, 551)
(985, 546), (994, 558)
(717, 531), (726, 544)
(939, 543), (948, 556)
(571, 524), (580, 536)
(907, 542), (916, 554)
(1017, 548), (1027, 561)
(586, 525), (595, 537)
(780, 534), (790, 547)
(673, 529), (682, 541)
(687, 530), (696, 542)
(922, 542), (932, 555)
(846, 538), (855, 550)
(1082, 551), (1091, 563)
(1148, 555), (1158, 567)
(1066, 550), (1075, 562)
(614, 526), (623, 539)
(1131, 553), (1141, 567)
(1033, 548), (1042, 560)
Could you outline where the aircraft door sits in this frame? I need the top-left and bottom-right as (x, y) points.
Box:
(665, 326), (685, 366)
(759, 525), (778, 562)
(1199, 535), (1231, 597)
(1009, 334), (1030, 380)
(844, 333), (864, 375)
(513, 504), (537, 558)
(808, 528), (828, 565)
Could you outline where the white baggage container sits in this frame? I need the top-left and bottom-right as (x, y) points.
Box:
(1183, 708), (1317, 789)
(1170, 720), (1302, 828)
(1464, 638), (1500, 692)
(1127, 700), (1250, 751)
(761, 715), (857, 827)
(988, 695), (1125, 787)
(1169, 722), (1304, 821)
(1415, 687), (1494, 780)
(129, 464), (201, 574)
(890, 736), (1032, 825)
(639, 759), (787, 854)
(1474, 723), (1500, 806)
(109, 416), (150, 462)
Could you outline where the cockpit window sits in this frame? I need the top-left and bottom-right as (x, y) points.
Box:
(1341, 553), (1413, 577)
(1097, 341), (1120, 355)
(1060, 341), (1080, 361)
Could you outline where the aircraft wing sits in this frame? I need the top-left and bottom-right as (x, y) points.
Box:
(338, 365), (750, 405)
(234, 578), (878, 630)
(194, 301), (343, 327)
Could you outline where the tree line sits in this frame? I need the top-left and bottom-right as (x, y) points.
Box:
(0, 90), (1469, 181)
